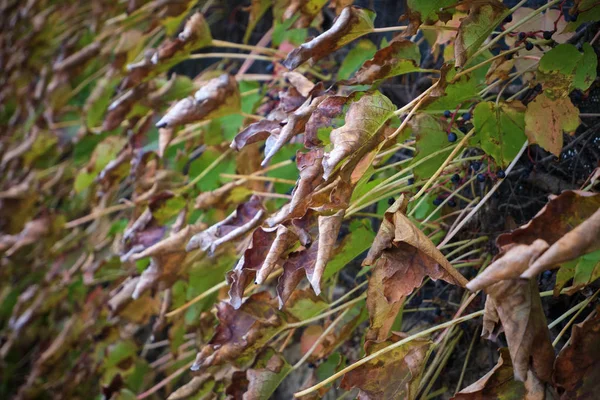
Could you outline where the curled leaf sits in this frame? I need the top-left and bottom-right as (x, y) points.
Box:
(231, 120), (282, 151)
(156, 74), (240, 128)
(282, 6), (376, 70)
(353, 39), (422, 84)
(187, 195), (265, 254)
(227, 225), (296, 309)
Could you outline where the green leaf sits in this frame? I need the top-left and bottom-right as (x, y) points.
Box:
(244, 348), (292, 400)
(407, 0), (458, 23)
(472, 101), (527, 167)
(338, 39), (377, 80)
(74, 136), (126, 193)
(564, 0), (600, 32)
(555, 249), (600, 295)
(410, 114), (458, 180)
(323, 219), (376, 280)
(573, 43), (598, 91)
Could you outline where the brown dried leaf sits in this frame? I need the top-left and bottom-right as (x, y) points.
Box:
(262, 93), (326, 166)
(53, 42), (101, 73)
(340, 335), (431, 400)
(276, 244), (319, 308)
(353, 39), (422, 84)
(453, 348), (546, 400)
(191, 292), (283, 370)
(231, 120), (282, 151)
(129, 223), (204, 299)
(364, 196), (468, 286)
(553, 309), (600, 398)
(227, 225), (297, 309)
(187, 195), (265, 254)
(283, 71), (315, 97)
(282, 6), (376, 70)
(497, 191), (600, 249)
(468, 241), (555, 383)
(467, 240), (549, 291)
(523, 208), (600, 279)
(1, 215), (52, 256)
(309, 210), (344, 295)
(153, 12), (212, 63)
(156, 74), (240, 128)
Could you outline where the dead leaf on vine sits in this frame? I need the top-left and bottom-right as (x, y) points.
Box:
(1, 215), (52, 256)
(156, 74), (240, 128)
(153, 12), (212, 63)
(453, 348), (553, 400)
(231, 120), (282, 151)
(522, 208), (600, 279)
(340, 335), (431, 400)
(468, 240), (555, 383)
(554, 308), (600, 398)
(187, 195), (265, 255)
(129, 222), (205, 299)
(276, 244), (319, 307)
(282, 6), (376, 70)
(227, 225), (296, 309)
(284, 71), (315, 97)
(363, 196), (467, 340)
(309, 210), (344, 295)
(192, 292), (283, 371)
(53, 42), (101, 73)
(524, 93), (580, 156)
(353, 39), (422, 84)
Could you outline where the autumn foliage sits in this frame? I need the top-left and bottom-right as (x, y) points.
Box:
(1, 0), (600, 399)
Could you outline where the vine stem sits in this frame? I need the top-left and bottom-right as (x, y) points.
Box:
(455, 326), (479, 394)
(181, 148), (233, 192)
(372, 25), (458, 33)
(137, 360), (193, 399)
(188, 53), (277, 62)
(65, 203), (135, 228)
(291, 309), (350, 371)
(293, 310), (485, 398)
(552, 287), (600, 347)
(211, 38), (283, 56)
(438, 140), (528, 247)
(410, 129), (475, 210)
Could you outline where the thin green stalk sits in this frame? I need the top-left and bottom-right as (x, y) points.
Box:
(455, 326), (479, 394)
(294, 310), (485, 398)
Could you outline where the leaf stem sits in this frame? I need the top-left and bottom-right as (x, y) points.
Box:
(286, 294), (366, 329)
(188, 52), (277, 62)
(372, 25), (458, 33)
(181, 148), (233, 192)
(293, 310), (485, 398)
(211, 39), (283, 56)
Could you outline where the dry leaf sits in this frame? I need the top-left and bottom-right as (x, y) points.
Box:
(187, 195), (265, 254)
(340, 335), (431, 400)
(523, 208), (600, 279)
(227, 225), (296, 309)
(468, 241), (555, 383)
(156, 74), (240, 128)
(231, 120), (283, 151)
(282, 6), (376, 70)
(554, 309), (600, 398)
(309, 210), (344, 295)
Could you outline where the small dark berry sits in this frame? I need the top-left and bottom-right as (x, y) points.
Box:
(448, 199), (456, 207)
(462, 112), (471, 121)
(506, 52), (514, 60)
(525, 41), (534, 51)
(477, 173), (486, 182)
(290, 154), (296, 162)
(443, 110), (452, 118)
(518, 32), (526, 40)
(543, 270), (553, 279)
(459, 126), (468, 134)
(408, 177), (415, 185)
(497, 170), (506, 179)
(503, 14), (513, 24)
(471, 161), (481, 171)
(388, 197), (395, 205)
(448, 132), (457, 142)
(451, 174), (461, 183)
(433, 197), (443, 206)
(265, 63), (274, 73)
(543, 30), (553, 40)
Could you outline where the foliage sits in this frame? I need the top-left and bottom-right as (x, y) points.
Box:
(1, 0), (599, 399)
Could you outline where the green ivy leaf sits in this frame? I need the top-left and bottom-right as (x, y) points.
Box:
(410, 114), (459, 180)
(406, 0), (458, 23)
(338, 39), (377, 80)
(472, 101), (527, 167)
